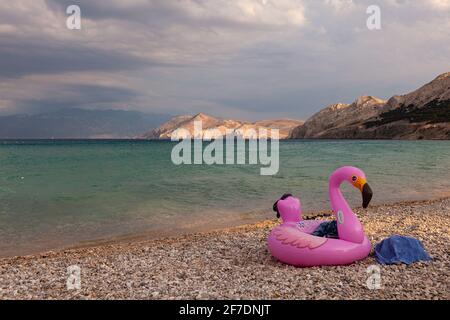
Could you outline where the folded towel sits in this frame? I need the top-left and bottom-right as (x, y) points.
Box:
(374, 235), (432, 265)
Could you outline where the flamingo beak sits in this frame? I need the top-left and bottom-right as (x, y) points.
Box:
(361, 182), (373, 209)
(353, 177), (373, 208)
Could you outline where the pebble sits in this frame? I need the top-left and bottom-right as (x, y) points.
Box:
(0, 198), (448, 300)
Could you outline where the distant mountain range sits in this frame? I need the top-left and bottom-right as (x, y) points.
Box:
(141, 72), (449, 141)
(2, 73), (448, 140)
(290, 72), (450, 139)
(139, 113), (304, 139)
(0, 108), (171, 139)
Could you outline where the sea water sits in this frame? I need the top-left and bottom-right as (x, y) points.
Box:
(0, 139), (449, 257)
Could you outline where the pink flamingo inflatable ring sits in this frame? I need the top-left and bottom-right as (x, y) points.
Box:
(268, 166), (374, 267)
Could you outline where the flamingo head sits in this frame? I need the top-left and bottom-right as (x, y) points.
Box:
(272, 194), (302, 223)
(332, 166), (374, 209)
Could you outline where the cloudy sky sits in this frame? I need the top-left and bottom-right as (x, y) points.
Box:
(0, 0), (449, 120)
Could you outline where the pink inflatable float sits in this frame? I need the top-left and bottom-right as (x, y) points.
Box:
(268, 166), (373, 267)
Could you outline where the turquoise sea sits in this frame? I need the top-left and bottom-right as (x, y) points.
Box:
(0, 139), (449, 257)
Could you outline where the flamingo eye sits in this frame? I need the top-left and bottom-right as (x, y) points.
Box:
(352, 176), (358, 182)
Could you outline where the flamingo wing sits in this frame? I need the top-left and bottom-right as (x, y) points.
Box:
(273, 225), (327, 249)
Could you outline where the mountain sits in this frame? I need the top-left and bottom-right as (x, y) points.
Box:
(290, 72), (450, 140)
(0, 108), (171, 139)
(139, 113), (304, 139)
(290, 96), (386, 138)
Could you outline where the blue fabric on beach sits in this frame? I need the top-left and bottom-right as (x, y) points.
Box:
(374, 235), (432, 265)
(312, 221), (339, 238)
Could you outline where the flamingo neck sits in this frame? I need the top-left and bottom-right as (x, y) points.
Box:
(329, 176), (352, 216)
(329, 172), (365, 243)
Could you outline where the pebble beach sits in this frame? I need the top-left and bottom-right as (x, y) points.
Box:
(0, 197), (449, 300)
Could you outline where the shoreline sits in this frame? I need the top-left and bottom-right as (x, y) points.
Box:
(5, 195), (450, 260)
(0, 196), (449, 299)
(65, 195), (450, 251)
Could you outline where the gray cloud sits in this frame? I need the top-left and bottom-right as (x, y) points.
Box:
(11, 84), (139, 114)
(0, 36), (167, 79)
(45, 0), (305, 30)
(0, 0), (449, 119)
